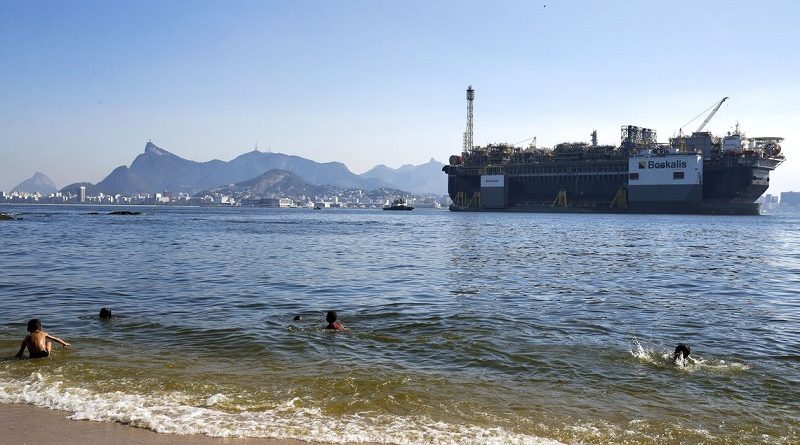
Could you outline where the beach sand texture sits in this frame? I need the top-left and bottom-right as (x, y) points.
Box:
(1, 403), (365, 445)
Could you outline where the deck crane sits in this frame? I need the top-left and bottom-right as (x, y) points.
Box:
(696, 97), (728, 132)
(679, 96), (729, 136)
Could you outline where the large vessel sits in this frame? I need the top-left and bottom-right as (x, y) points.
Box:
(443, 87), (784, 215)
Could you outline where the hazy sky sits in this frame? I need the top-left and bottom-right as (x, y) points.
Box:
(2, 0), (798, 193)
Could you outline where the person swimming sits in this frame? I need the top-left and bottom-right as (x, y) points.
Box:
(325, 311), (346, 331)
(673, 344), (692, 367)
(99, 307), (112, 319)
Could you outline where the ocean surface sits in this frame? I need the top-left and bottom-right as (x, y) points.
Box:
(1, 205), (798, 444)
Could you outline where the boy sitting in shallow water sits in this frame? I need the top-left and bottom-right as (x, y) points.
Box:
(15, 319), (70, 358)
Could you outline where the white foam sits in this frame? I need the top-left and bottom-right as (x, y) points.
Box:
(204, 393), (229, 407)
(0, 372), (565, 445)
(628, 337), (750, 373)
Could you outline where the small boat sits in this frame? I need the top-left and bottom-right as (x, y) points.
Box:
(383, 198), (414, 211)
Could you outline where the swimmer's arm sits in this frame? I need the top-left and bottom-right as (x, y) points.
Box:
(15, 340), (26, 358)
(46, 334), (70, 347)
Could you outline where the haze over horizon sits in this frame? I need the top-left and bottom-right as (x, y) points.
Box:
(2, 1), (798, 194)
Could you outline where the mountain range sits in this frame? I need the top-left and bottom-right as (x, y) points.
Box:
(60, 142), (446, 196)
(362, 159), (446, 195)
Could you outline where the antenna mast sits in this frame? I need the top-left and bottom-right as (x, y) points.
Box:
(463, 85), (475, 153)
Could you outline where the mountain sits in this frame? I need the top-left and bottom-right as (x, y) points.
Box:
(205, 169), (409, 201)
(13, 172), (58, 195)
(361, 158), (446, 195)
(91, 142), (387, 195)
(205, 169), (336, 199)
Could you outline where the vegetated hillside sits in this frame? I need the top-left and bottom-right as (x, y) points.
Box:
(203, 169), (412, 202)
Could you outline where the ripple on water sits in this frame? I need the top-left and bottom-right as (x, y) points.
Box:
(0, 206), (798, 444)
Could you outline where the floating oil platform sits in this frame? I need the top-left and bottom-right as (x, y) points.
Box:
(442, 87), (784, 215)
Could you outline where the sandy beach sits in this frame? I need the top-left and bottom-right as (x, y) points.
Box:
(0, 403), (358, 445)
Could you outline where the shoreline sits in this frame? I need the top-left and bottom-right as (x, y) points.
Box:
(0, 403), (365, 445)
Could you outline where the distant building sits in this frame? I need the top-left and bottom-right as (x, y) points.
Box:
(79, 186), (86, 203)
(261, 197), (294, 208)
(762, 194), (779, 212)
(780, 192), (800, 212)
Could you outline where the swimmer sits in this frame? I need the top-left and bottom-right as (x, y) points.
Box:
(15, 319), (70, 359)
(673, 343), (694, 367)
(325, 311), (346, 331)
(293, 315), (302, 321)
(99, 307), (112, 319)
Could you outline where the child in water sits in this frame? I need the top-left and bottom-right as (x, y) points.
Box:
(325, 311), (346, 331)
(15, 319), (70, 358)
(673, 343), (694, 367)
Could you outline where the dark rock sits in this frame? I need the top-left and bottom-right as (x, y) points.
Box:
(108, 211), (142, 216)
(0, 213), (14, 221)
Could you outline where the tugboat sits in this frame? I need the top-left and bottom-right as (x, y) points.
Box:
(383, 198), (414, 211)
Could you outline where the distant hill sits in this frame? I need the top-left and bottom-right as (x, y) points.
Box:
(90, 142), (388, 195)
(361, 158), (446, 195)
(60, 182), (97, 196)
(204, 169), (409, 201)
(206, 169), (336, 198)
(13, 172), (58, 195)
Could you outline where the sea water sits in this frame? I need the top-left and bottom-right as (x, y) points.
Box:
(0, 205), (798, 444)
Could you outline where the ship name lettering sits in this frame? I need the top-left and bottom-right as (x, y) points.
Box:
(647, 160), (688, 169)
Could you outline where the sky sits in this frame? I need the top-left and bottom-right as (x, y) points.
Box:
(1, 0), (799, 194)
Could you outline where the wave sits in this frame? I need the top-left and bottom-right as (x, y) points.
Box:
(0, 372), (564, 445)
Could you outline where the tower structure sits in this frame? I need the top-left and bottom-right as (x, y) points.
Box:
(463, 85), (475, 153)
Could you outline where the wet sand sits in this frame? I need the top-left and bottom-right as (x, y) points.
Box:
(0, 403), (363, 445)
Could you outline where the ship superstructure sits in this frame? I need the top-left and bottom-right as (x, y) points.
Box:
(442, 87), (784, 215)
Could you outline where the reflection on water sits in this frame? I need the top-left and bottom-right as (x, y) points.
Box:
(0, 205), (798, 444)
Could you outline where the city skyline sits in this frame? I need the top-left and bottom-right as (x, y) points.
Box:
(2, 1), (798, 193)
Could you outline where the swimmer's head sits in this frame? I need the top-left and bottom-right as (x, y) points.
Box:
(99, 308), (112, 319)
(27, 319), (42, 332)
(673, 344), (691, 365)
(293, 315), (302, 321)
(326, 311), (337, 323)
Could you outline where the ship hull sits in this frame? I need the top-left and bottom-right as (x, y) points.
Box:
(446, 158), (776, 216)
(448, 201), (760, 215)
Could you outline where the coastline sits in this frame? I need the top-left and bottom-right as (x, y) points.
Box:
(0, 403), (362, 445)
